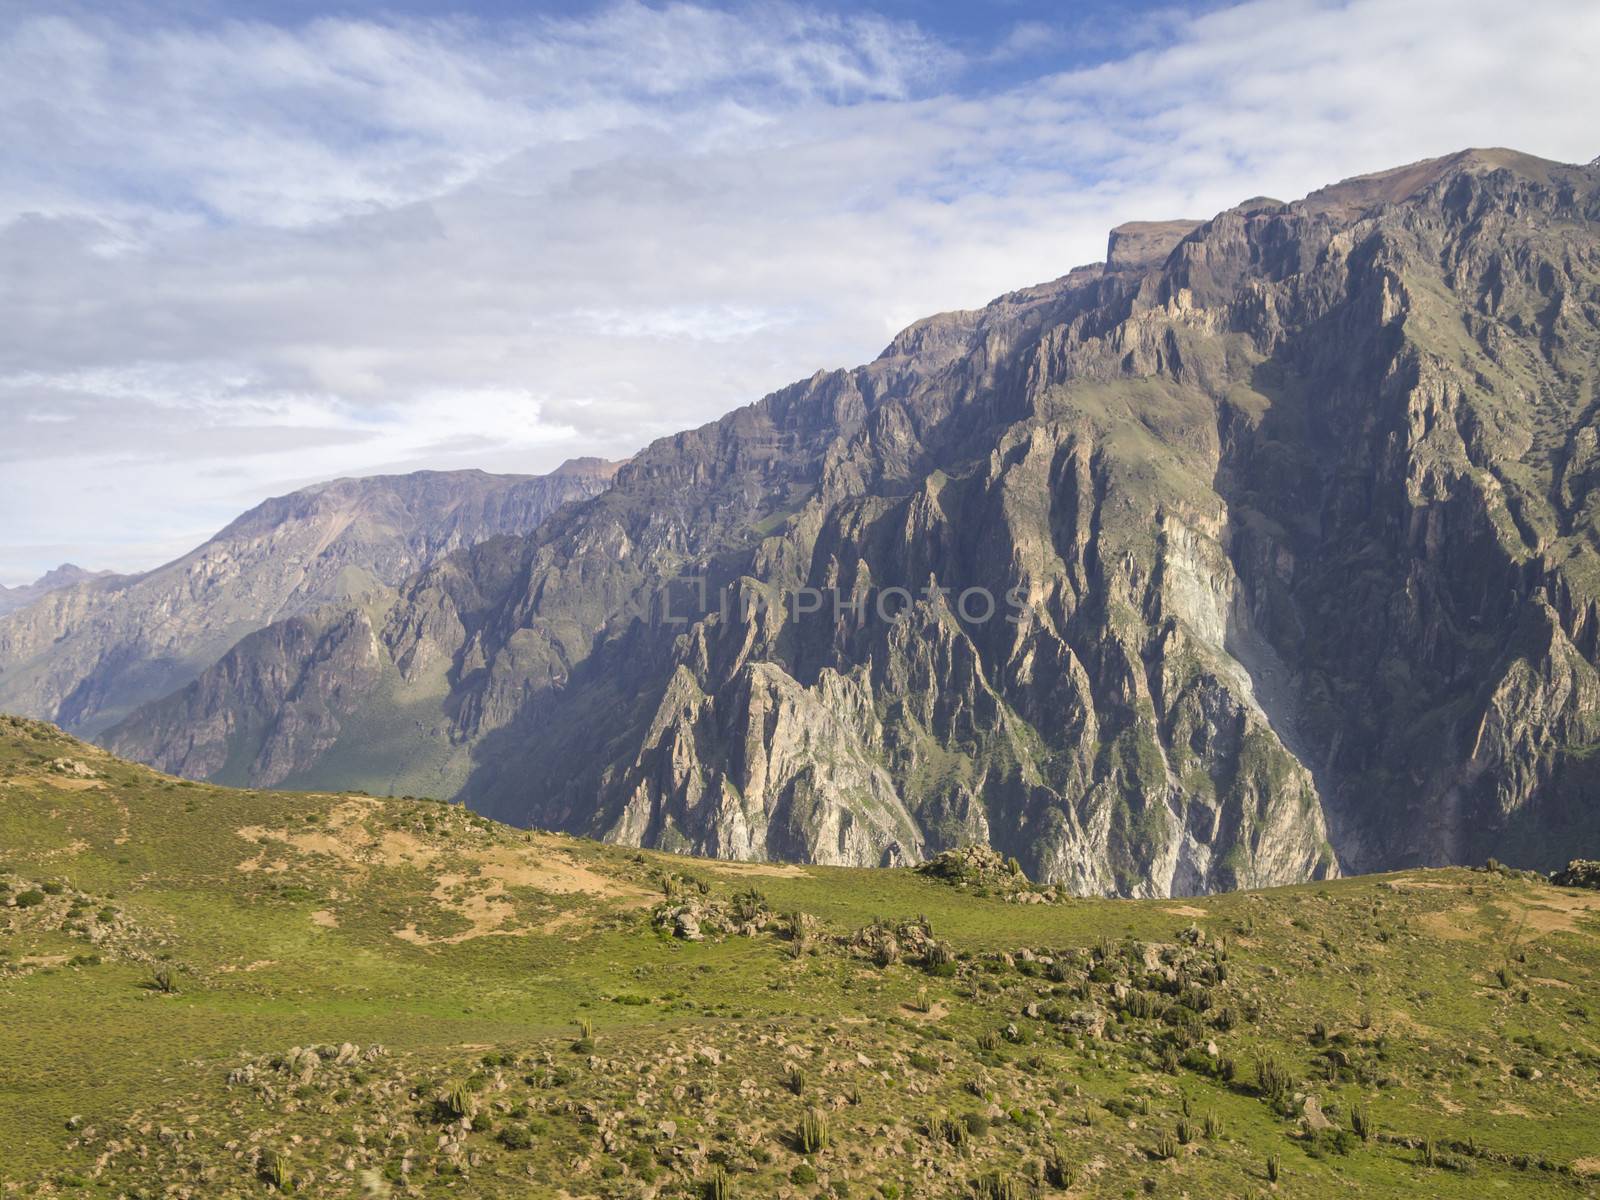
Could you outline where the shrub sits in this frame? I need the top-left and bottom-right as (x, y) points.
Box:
(498, 1124), (533, 1150)
(149, 967), (177, 994)
(790, 1162), (817, 1185)
(13, 889), (45, 909)
(731, 887), (766, 921)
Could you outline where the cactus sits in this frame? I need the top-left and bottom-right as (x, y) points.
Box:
(260, 1148), (290, 1190)
(798, 1107), (829, 1154)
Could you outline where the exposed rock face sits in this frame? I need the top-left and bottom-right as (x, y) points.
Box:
(0, 565), (113, 618)
(0, 462), (617, 736)
(107, 149), (1600, 893)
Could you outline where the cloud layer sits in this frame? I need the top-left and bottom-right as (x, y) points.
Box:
(2, 0), (1597, 583)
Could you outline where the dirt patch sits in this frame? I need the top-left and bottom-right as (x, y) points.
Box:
(394, 868), (524, 946)
(1529, 975), (1573, 989)
(1515, 889), (1600, 937)
(1419, 909), (1481, 942)
(1572, 1157), (1600, 1177)
(38, 777), (104, 792)
(899, 1000), (949, 1021)
(1387, 873), (1465, 891)
(698, 859), (810, 879)
(393, 843), (651, 945)
(233, 811), (651, 944)
(1164, 904), (1207, 918)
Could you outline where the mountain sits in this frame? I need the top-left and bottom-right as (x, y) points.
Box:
(0, 564), (113, 618)
(108, 149), (1600, 896)
(5, 717), (1600, 1198)
(0, 461), (618, 738)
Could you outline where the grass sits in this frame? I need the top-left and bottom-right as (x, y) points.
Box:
(3, 715), (1600, 1197)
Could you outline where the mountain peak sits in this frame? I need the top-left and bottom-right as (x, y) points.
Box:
(31, 563), (110, 589)
(1299, 147), (1581, 218)
(1105, 219), (1204, 271)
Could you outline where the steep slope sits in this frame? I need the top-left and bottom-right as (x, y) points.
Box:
(0, 564), (113, 617)
(0, 461), (617, 736)
(109, 150), (1600, 894)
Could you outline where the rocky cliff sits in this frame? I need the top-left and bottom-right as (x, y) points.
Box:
(107, 149), (1600, 894)
(0, 461), (617, 736)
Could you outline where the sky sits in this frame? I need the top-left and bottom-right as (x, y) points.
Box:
(1, 0), (1597, 585)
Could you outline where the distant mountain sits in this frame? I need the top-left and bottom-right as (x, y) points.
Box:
(0, 564), (114, 618)
(108, 149), (1600, 895)
(0, 460), (618, 736)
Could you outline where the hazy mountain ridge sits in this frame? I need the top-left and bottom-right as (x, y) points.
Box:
(0, 461), (618, 737)
(0, 564), (114, 617)
(107, 149), (1600, 895)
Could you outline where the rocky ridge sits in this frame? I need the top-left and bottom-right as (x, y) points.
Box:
(107, 149), (1600, 895)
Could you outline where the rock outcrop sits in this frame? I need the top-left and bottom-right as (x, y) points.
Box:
(107, 149), (1600, 893)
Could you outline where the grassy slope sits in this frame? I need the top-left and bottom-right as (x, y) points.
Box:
(3, 716), (1600, 1199)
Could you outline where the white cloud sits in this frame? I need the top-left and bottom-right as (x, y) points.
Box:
(1, 0), (1597, 583)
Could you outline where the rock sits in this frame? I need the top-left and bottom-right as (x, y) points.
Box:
(1068, 1009), (1108, 1039)
(674, 911), (703, 942)
(1301, 1096), (1333, 1132)
(1551, 860), (1600, 890)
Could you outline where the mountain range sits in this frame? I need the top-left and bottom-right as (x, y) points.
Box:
(0, 461), (617, 739)
(11, 147), (1600, 897)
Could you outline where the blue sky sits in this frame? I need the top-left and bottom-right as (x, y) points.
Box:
(1, 0), (1596, 584)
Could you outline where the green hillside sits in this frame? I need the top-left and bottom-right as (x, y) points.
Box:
(3, 715), (1599, 1198)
